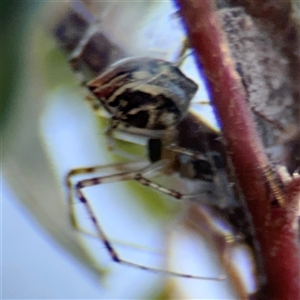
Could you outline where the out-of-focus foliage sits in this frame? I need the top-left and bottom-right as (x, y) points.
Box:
(0, 1), (37, 129)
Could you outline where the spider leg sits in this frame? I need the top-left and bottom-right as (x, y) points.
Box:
(66, 160), (149, 229)
(134, 174), (211, 201)
(166, 144), (218, 163)
(72, 161), (224, 280)
(66, 161), (163, 255)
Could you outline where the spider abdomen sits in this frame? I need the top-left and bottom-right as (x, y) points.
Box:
(88, 57), (198, 130)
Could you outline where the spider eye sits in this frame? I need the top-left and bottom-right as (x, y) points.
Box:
(148, 138), (162, 162)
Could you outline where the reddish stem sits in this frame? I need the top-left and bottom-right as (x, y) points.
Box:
(175, 0), (300, 299)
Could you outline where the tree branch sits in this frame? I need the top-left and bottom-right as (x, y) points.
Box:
(175, 1), (300, 299)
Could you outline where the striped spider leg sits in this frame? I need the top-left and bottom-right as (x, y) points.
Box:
(66, 160), (148, 230)
(66, 134), (227, 281)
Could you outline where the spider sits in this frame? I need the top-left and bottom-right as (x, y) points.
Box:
(66, 56), (235, 280)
